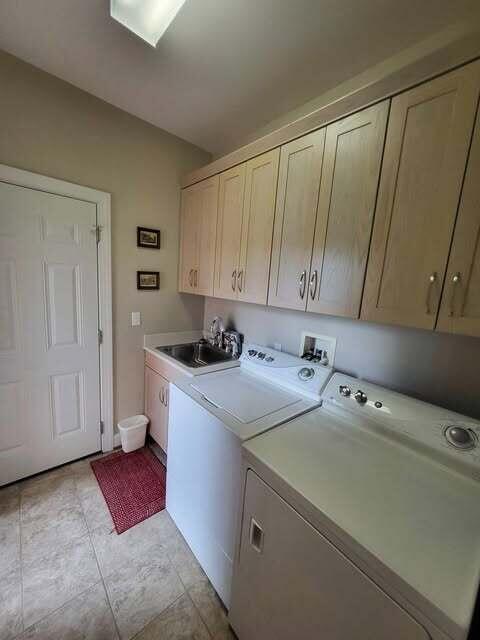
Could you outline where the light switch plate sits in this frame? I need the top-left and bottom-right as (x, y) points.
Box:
(131, 311), (141, 327)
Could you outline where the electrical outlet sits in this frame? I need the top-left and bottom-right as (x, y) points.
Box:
(299, 332), (336, 367)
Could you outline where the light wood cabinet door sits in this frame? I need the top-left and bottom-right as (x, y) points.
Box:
(178, 176), (218, 295)
(307, 102), (388, 318)
(144, 365), (169, 453)
(361, 61), (480, 330)
(178, 185), (199, 293)
(214, 165), (246, 299)
(196, 175), (219, 296)
(268, 130), (326, 310)
(437, 107), (480, 337)
(238, 149), (280, 305)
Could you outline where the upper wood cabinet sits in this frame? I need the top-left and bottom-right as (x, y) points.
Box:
(436, 106), (480, 338)
(268, 130), (326, 311)
(238, 149), (280, 305)
(214, 149), (280, 304)
(361, 62), (480, 330)
(179, 175), (219, 296)
(307, 102), (389, 318)
(214, 164), (246, 299)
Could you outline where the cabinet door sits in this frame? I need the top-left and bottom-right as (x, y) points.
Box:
(178, 185), (199, 293)
(268, 130), (325, 311)
(307, 102), (388, 317)
(214, 165), (246, 299)
(196, 175), (219, 296)
(144, 365), (168, 452)
(238, 149), (280, 305)
(437, 107), (480, 337)
(230, 470), (429, 640)
(361, 61), (480, 330)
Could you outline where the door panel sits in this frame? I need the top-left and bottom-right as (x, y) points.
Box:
(196, 175), (219, 296)
(144, 365), (168, 452)
(214, 165), (246, 299)
(178, 185), (198, 293)
(437, 105), (480, 337)
(361, 61), (480, 329)
(0, 181), (100, 485)
(230, 470), (430, 640)
(238, 149), (280, 305)
(268, 130), (325, 311)
(307, 102), (388, 317)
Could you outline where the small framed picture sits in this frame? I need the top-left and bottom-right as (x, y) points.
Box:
(137, 271), (160, 290)
(137, 226), (160, 249)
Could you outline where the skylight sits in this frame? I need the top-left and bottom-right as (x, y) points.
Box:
(110, 0), (187, 47)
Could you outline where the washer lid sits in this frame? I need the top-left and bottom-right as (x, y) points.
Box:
(191, 368), (300, 423)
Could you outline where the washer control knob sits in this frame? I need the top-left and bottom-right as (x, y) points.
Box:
(445, 425), (476, 450)
(354, 390), (368, 404)
(339, 385), (351, 397)
(298, 367), (315, 381)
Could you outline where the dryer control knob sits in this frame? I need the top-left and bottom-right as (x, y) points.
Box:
(354, 390), (368, 404)
(445, 426), (476, 450)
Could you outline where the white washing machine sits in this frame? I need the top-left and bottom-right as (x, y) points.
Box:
(229, 373), (480, 640)
(166, 344), (333, 607)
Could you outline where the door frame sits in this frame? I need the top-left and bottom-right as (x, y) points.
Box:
(0, 163), (114, 452)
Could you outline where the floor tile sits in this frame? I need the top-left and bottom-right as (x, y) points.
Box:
(23, 534), (101, 628)
(104, 545), (184, 640)
(135, 594), (210, 640)
(21, 500), (88, 563)
(0, 484), (20, 525)
(0, 519), (21, 576)
(20, 475), (77, 524)
(73, 465), (113, 531)
(163, 523), (206, 588)
(21, 582), (118, 640)
(19, 465), (72, 492)
(188, 580), (233, 640)
(0, 566), (22, 640)
(91, 511), (168, 579)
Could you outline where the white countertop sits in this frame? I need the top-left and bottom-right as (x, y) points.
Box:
(143, 330), (240, 377)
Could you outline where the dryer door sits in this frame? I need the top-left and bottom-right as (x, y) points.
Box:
(230, 470), (431, 640)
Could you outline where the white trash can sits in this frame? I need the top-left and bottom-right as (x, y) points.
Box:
(117, 414), (149, 453)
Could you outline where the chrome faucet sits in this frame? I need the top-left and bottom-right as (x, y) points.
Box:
(209, 316), (225, 348)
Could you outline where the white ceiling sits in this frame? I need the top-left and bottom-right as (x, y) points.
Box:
(0, 0), (479, 155)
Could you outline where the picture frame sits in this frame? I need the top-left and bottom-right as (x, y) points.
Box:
(137, 226), (160, 249)
(137, 271), (160, 290)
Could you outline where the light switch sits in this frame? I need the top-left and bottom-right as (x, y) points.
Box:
(131, 311), (141, 327)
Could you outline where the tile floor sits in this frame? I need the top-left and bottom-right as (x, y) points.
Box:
(0, 453), (236, 640)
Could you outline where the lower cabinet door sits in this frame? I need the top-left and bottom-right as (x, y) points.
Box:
(144, 365), (168, 452)
(229, 470), (430, 640)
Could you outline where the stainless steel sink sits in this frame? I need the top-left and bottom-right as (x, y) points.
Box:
(156, 341), (235, 368)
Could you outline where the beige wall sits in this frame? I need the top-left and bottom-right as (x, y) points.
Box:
(0, 49), (210, 425)
(204, 298), (480, 419)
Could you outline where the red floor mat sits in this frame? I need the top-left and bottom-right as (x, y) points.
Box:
(91, 447), (166, 534)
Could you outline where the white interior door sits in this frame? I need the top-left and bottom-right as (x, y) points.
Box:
(0, 181), (101, 485)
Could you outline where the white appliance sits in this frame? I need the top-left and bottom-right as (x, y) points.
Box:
(166, 344), (333, 607)
(229, 372), (480, 640)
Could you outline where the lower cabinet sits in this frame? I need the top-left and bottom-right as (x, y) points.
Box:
(229, 470), (430, 640)
(144, 365), (169, 453)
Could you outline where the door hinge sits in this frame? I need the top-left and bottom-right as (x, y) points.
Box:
(98, 329), (103, 344)
(91, 225), (102, 244)
(100, 420), (104, 435)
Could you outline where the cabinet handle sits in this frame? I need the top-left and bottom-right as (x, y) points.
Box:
(194, 269), (198, 288)
(231, 270), (237, 291)
(237, 270), (243, 292)
(299, 270), (307, 299)
(249, 518), (264, 553)
(309, 270), (318, 300)
(159, 388), (164, 404)
(448, 272), (461, 317)
(426, 272), (437, 315)
(163, 388), (168, 407)
(188, 269), (194, 286)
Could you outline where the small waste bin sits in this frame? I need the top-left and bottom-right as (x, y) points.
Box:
(117, 414), (148, 453)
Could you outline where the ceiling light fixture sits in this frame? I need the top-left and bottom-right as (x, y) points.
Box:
(110, 0), (187, 47)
